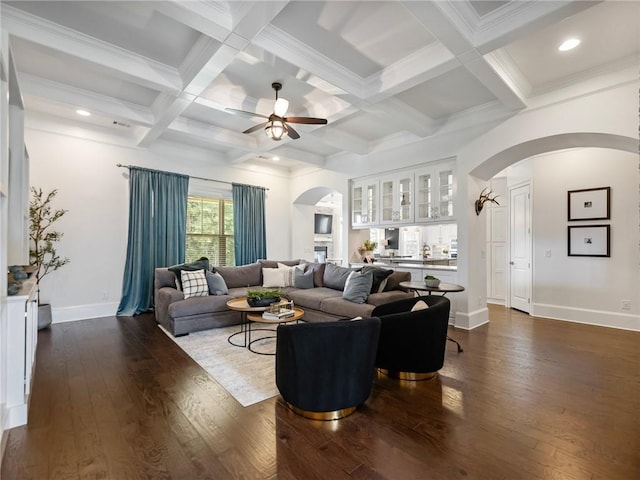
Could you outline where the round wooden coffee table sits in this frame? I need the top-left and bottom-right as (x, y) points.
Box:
(246, 307), (305, 355)
(226, 297), (273, 348)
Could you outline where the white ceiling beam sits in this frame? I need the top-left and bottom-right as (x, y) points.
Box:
(2, 5), (182, 94)
(358, 98), (442, 138)
(402, 1), (526, 110)
(265, 146), (326, 168)
(20, 73), (154, 126)
(253, 25), (365, 101)
(168, 116), (257, 151)
(154, 1), (233, 41)
(309, 128), (369, 156)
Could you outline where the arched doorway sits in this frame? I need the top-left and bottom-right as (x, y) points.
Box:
(461, 132), (639, 331)
(292, 187), (344, 264)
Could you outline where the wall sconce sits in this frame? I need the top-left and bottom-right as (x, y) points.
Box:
(474, 188), (500, 215)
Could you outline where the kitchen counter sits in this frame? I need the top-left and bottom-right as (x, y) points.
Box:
(351, 258), (457, 272)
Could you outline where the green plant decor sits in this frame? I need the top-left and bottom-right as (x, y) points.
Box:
(362, 239), (377, 251)
(247, 287), (283, 300)
(29, 187), (70, 287)
(424, 275), (439, 280)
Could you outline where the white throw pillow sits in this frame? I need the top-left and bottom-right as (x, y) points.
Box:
(411, 300), (429, 311)
(181, 270), (209, 299)
(262, 267), (287, 288)
(277, 262), (305, 287)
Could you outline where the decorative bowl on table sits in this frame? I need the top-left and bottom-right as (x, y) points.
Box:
(246, 288), (283, 307)
(424, 277), (441, 288)
(247, 296), (280, 307)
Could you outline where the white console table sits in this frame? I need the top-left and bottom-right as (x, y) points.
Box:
(2, 277), (38, 430)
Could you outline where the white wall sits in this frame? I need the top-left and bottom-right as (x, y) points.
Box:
(25, 118), (293, 323)
(530, 148), (639, 329)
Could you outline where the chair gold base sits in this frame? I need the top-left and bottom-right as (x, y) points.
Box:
(286, 403), (357, 420)
(378, 369), (438, 381)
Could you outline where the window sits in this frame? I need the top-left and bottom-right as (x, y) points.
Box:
(186, 196), (234, 266)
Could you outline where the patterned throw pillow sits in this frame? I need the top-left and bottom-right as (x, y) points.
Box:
(181, 270), (209, 299)
(278, 262), (305, 287)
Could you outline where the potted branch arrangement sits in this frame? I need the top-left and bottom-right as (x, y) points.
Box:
(29, 187), (70, 329)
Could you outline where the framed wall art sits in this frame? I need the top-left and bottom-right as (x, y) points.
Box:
(567, 186), (610, 221)
(568, 225), (610, 257)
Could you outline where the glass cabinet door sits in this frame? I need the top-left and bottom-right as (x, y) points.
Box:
(438, 169), (454, 219)
(398, 176), (412, 222)
(416, 171), (433, 221)
(381, 180), (394, 223)
(365, 182), (378, 224)
(352, 185), (363, 225)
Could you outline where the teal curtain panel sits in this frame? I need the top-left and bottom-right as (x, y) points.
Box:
(117, 167), (189, 316)
(232, 183), (266, 265)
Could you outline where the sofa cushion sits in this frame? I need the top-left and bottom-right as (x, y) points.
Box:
(181, 270), (209, 299)
(278, 262), (305, 286)
(285, 287), (342, 311)
(304, 262), (326, 287)
(168, 294), (233, 318)
(294, 268), (315, 289)
(342, 271), (373, 303)
(366, 290), (414, 307)
(383, 270), (411, 291)
(323, 263), (356, 291)
(258, 259), (301, 269)
(214, 262), (261, 288)
(319, 296), (376, 318)
(361, 266), (394, 293)
(206, 271), (228, 295)
(169, 257), (210, 289)
(262, 267), (287, 288)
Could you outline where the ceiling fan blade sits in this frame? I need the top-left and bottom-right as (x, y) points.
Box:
(285, 123), (300, 139)
(285, 117), (328, 125)
(226, 108), (270, 120)
(243, 122), (268, 134)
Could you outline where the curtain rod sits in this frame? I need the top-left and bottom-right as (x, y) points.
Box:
(115, 164), (268, 190)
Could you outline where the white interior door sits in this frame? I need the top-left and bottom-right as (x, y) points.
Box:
(509, 183), (531, 313)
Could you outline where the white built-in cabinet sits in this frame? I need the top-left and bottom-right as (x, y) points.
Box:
(380, 172), (413, 225)
(351, 160), (456, 228)
(3, 279), (38, 430)
(414, 162), (456, 223)
(351, 179), (379, 227)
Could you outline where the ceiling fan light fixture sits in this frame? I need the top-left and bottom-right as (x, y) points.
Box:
(265, 119), (285, 141)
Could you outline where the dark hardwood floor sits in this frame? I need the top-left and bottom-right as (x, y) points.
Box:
(2, 305), (638, 479)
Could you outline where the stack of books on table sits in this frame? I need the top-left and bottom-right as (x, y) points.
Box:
(262, 309), (295, 320)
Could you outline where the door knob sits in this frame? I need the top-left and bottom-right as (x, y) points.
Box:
(509, 261), (514, 265)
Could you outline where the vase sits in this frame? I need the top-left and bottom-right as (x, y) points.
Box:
(38, 303), (53, 329)
(424, 279), (441, 288)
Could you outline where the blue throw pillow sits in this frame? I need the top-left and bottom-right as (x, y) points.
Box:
(206, 271), (228, 295)
(342, 271), (373, 304)
(294, 267), (315, 289)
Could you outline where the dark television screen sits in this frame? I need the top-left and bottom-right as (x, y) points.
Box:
(314, 214), (333, 234)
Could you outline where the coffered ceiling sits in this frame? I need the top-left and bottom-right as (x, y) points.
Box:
(2, 1), (638, 173)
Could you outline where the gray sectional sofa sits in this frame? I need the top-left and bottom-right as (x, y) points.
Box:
(154, 259), (412, 336)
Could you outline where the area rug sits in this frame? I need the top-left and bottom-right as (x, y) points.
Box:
(160, 324), (278, 407)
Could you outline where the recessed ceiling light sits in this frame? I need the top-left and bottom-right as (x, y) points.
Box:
(272, 156), (280, 161)
(558, 38), (580, 52)
(76, 109), (91, 116)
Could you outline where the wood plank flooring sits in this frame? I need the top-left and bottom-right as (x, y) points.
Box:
(2, 305), (639, 479)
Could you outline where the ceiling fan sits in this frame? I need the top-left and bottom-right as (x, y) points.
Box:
(226, 82), (327, 140)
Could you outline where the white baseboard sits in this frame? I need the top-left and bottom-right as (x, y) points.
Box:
(52, 302), (119, 323)
(532, 303), (640, 331)
(487, 298), (505, 306)
(454, 307), (489, 330)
